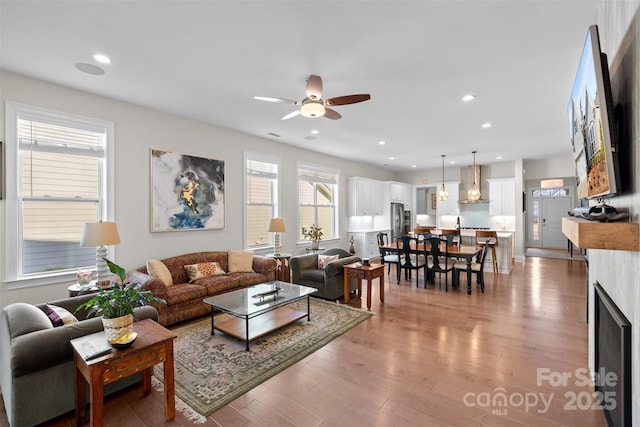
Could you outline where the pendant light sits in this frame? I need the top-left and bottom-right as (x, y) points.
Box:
(468, 150), (481, 201)
(438, 154), (449, 201)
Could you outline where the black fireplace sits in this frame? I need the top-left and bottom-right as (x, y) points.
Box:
(594, 281), (631, 427)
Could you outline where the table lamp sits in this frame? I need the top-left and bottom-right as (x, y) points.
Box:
(81, 221), (121, 287)
(267, 218), (286, 256)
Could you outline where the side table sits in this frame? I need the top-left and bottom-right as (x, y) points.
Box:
(67, 283), (100, 297)
(70, 319), (177, 427)
(343, 262), (385, 311)
(265, 252), (292, 282)
(305, 247), (325, 254)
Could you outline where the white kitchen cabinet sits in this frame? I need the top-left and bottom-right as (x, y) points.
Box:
(348, 177), (383, 216)
(389, 181), (412, 210)
(488, 178), (516, 216)
(436, 181), (460, 215)
(349, 230), (388, 260)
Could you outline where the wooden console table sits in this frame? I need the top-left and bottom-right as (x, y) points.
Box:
(71, 319), (176, 427)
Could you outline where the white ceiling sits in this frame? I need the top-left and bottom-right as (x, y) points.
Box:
(0, 1), (600, 172)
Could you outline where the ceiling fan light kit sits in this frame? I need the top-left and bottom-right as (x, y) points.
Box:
(300, 99), (326, 118)
(255, 74), (371, 121)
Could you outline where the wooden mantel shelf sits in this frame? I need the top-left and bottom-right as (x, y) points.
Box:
(562, 216), (639, 251)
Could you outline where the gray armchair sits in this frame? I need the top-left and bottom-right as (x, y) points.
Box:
(0, 294), (158, 427)
(290, 248), (361, 300)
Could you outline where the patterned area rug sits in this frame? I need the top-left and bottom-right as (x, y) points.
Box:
(153, 298), (372, 419)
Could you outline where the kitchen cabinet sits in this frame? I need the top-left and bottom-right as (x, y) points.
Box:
(488, 178), (515, 216)
(348, 177), (383, 216)
(389, 181), (412, 210)
(436, 181), (460, 215)
(349, 230), (389, 260)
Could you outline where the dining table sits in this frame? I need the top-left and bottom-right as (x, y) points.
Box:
(379, 240), (482, 295)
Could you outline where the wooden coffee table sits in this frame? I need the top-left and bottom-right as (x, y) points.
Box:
(70, 319), (176, 427)
(343, 262), (385, 310)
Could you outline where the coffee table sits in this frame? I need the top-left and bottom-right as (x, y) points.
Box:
(203, 281), (317, 351)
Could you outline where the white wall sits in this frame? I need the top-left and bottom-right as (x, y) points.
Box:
(589, 2), (640, 424)
(0, 71), (395, 307)
(523, 156), (575, 180)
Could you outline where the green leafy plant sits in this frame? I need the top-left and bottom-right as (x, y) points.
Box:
(303, 224), (324, 241)
(76, 259), (165, 319)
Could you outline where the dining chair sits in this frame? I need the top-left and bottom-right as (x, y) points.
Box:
(453, 239), (490, 293)
(396, 235), (427, 286)
(475, 230), (498, 273)
(426, 236), (456, 291)
(438, 229), (460, 246)
(377, 232), (400, 275)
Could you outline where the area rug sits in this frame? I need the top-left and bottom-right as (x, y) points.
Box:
(152, 298), (372, 420)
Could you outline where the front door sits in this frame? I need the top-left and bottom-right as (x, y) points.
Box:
(541, 197), (572, 248)
(527, 187), (573, 248)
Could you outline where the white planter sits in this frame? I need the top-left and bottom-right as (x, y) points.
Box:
(102, 314), (133, 343)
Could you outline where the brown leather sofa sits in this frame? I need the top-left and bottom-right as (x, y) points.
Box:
(129, 251), (277, 325)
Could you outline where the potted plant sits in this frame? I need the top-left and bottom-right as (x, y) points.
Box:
(303, 224), (324, 250)
(77, 258), (164, 344)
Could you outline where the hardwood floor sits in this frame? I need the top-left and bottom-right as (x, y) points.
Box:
(1, 256), (605, 426)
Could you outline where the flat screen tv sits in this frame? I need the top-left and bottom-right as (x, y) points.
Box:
(568, 25), (619, 201)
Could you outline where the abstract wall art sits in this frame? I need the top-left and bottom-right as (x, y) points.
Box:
(151, 148), (225, 231)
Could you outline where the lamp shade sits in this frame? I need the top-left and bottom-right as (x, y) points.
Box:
(81, 222), (121, 247)
(267, 218), (286, 233)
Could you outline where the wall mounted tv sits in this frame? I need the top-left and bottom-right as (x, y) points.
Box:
(568, 24), (619, 200)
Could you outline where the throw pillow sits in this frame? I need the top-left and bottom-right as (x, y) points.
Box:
(147, 259), (173, 286)
(318, 254), (339, 269)
(184, 261), (226, 282)
(40, 304), (79, 327)
(227, 250), (255, 273)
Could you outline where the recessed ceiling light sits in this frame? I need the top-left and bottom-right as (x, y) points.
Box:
(462, 94), (475, 102)
(482, 122), (492, 128)
(411, 165), (417, 168)
(389, 157), (394, 160)
(93, 54), (111, 64)
(449, 160), (456, 164)
(379, 140), (386, 145)
(311, 129), (319, 135)
(496, 156), (503, 160)
(75, 63), (105, 75)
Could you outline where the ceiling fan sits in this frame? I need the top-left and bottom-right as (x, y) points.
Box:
(254, 74), (371, 120)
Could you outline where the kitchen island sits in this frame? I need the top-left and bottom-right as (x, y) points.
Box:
(450, 229), (514, 274)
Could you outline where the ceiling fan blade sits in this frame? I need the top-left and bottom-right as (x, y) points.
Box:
(305, 75), (323, 100)
(325, 94), (371, 106)
(281, 110), (301, 120)
(254, 96), (298, 104)
(324, 108), (342, 120)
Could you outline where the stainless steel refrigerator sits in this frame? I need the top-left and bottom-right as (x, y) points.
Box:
(390, 202), (404, 241)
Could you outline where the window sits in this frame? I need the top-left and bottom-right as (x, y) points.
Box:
(297, 164), (338, 240)
(244, 153), (279, 250)
(5, 103), (113, 284)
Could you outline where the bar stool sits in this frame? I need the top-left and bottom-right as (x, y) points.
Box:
(475, 230), (498, 273)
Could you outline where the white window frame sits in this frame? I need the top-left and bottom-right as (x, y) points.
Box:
(243, 151), (281, 252)
(297, 162), (340, 243)
(4, 102), (115, 288)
